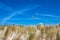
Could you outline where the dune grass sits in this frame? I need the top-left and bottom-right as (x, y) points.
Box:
(0, 24), (60, 40)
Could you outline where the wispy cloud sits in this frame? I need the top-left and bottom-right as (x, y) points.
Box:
(40, 14), (59, 18)
(2, 5), (40, 24)
(28, 17), (41, 20)
(35, 13), (59, 18)
(0, 2), (13, 11)
(2, 13), (16, 24)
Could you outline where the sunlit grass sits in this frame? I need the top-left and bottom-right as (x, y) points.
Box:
(0, 24), (60, 40)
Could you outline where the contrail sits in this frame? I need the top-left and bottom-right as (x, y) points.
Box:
(2, 5), (40, 24)
(40, 14), (59, 18)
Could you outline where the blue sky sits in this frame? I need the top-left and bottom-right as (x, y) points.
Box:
(0, 0), (60, 25)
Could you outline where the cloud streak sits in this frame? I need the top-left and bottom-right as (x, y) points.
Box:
(0, 2), (13, 11)
(40, 14), (59, 18)
(2, 13), (16, 24)
(35, 13), (59, 18)
(2, 5), (40, 24)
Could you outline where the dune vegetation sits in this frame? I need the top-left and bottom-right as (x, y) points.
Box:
(0, 24), (60, 40)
